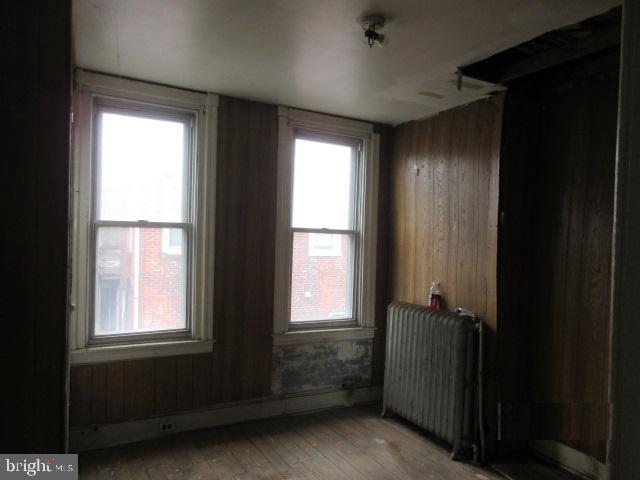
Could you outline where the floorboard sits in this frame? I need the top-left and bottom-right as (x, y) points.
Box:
(491, 458), (586, 480)
(78, 405), (568, 480)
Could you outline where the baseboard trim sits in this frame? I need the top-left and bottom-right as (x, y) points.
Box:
(70, 386), (382, 452)
(530, 440), (607, 480)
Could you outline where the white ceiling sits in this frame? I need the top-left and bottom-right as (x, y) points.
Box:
(73, 0), (620, 125)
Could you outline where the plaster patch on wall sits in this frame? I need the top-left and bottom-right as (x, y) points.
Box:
(272, 340), (373, 395)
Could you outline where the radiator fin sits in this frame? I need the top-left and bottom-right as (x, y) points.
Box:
(383, 302), (476, 454)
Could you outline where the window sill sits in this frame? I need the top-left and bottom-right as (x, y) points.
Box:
(273, 327), (375, 346)
(70, 339), (215, 365)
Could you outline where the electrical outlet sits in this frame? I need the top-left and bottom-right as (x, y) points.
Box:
(160, 422), (174, 432)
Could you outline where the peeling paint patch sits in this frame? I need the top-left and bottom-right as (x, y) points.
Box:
(272, 340), (373, 395)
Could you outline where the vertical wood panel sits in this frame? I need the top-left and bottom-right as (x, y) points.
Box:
(124, 359), (155, 419)
(414, 121), (435, 305)
(390, 123), (417, 301)
(91, 365), (107, 425)
(217, 97), (248, 403)
(372, 124), (393, 385)
(609, 5), (640, 476)
(499, 52), (618, 462)
(154, 357), (177, 414)
(445, 111), (460, 312)
(243, 101), (278, 400)
(193, 353), (213, 408)
(3, 0), (71, 452)
(390, 95), (503, 324)
(70, 366), (92, 428)
(105, 363), (124, 423)
(431, 114), (452, 309)
(176, 355), (194, 412)
(389, 95), (504, 451)
(214, 96), (278, 403)
(456, 106), (480, 314)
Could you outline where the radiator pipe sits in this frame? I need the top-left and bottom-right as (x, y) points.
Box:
(456, 307), (485, 464)
(477, 318), (486, 463)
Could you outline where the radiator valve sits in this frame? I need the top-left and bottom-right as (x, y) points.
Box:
(455, 307), (477, 318)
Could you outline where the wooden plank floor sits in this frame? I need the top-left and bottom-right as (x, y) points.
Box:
(78, 404), (506, 479)
(491, 457), (585, 480)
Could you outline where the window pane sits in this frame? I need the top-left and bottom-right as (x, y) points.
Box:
(95, 227), (186, 335)
(162, 228), (183, 254)
(292, 138), (354, 229)
(98, 111), (187, 222)
(290, 231), (353, 322)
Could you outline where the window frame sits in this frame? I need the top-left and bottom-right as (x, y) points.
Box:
(70, 71), (217, 364)
(289, 130), (360, 329)
(273, 108), (379, 345)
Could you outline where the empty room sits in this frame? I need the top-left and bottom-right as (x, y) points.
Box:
(4, 1), (640, 479)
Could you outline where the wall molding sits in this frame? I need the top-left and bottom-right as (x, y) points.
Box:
(70, 339), (215, 365)
(531, 440), (607, 480)
(70, 386), (382, 452)
(272, 327), (375, 345)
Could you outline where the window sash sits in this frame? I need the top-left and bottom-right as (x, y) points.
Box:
(88, 220), (193, 345)
(93, 100), (195, 224)
(287, 131), (363, 330)
(291, 130), (360, 231)
(88, 100), (197, 344)
(291, 226), (356, 235)
(288, 226), (359, 329)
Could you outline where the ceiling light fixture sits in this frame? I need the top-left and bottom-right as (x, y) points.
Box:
(361, 15), (386, 48)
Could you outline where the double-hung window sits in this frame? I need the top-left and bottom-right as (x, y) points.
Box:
(290, 132), (359, 325)
(70, 72), (216, 363)
(273, 108), (379, 343)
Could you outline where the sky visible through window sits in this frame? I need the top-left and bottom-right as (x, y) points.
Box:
(99, 112), (185, 222)
(292, 138), (353, 230)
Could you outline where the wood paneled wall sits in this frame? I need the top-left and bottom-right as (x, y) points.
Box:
(372, 124), (394, 386)
(609, 3), (640, 477)
(70, 96), (279, 427)
(389, 95), (503, 329)
(389, 95), (504, 451)
(212, 97), (279, 402)
(498, 52), (618, 462)
(69, 98), (392, 428)
(2, 1), (71, 452)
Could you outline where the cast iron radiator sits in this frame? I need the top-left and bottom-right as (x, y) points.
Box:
(383, 301), (480, 460)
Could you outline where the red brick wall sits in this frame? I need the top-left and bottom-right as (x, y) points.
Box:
(138, 229), (184, 330)
(290, 232), (350, 321)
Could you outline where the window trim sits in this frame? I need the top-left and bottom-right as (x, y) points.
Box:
(70, 71), (217, 364)
(272, 107), (379, 344)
